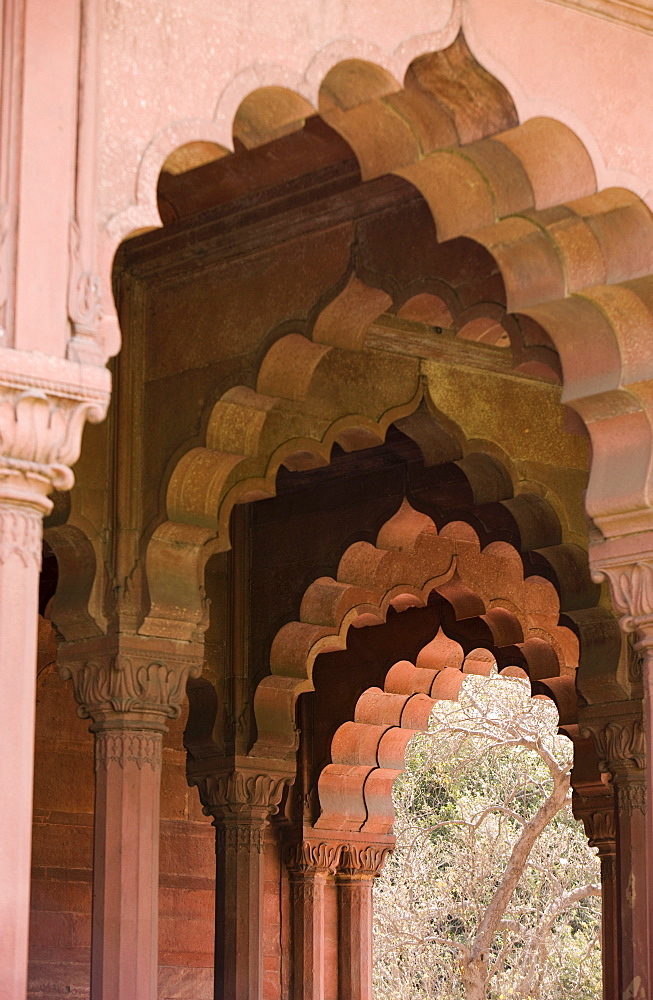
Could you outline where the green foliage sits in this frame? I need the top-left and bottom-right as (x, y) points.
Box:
(373, 673), (601, 1000)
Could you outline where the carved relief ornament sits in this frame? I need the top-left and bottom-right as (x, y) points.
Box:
(285, 840), (344, 875)
(572, 792), (616, 851)
(59, 637), (202, 732)
(337, 842), (393, 879)
(95, 731), (163, 771)
(0, 347), (110, 511)
(591, 557), (653, 637)
(190, 766), (289, 822)
(580, 711), (646, 814)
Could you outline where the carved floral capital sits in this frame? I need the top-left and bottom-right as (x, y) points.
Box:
(189, 763), (289, 824)
(59, 635), (202, 732)
(572, 792), (616, 853)
(585, 718), (646, 776)
(337, 842), (392, 879)
(591, 556), (653, 639)
(285, 839), (344, 875)
(0, 347), (110, 512)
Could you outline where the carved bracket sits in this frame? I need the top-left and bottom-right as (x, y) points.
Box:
(59, 635), (202, 732)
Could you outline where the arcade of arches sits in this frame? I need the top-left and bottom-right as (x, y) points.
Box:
(13, 35), (653, 1000)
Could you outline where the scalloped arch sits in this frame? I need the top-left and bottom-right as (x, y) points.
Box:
(111, 32), (653, 648)
(250, 500), (590, 761)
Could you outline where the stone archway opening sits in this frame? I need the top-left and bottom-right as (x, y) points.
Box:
(373, 666), (602, 1000)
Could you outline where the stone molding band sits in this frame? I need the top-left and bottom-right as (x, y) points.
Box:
(94, 731), (163, 771)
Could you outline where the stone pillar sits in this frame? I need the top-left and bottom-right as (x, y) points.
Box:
(336, 842), (391, 1000)
(0, 488), (50, 999)
(573, 789), (618, 999)
(190, 762), (288, 1000)
(286, 840), (343, 1000)
(59, 634), (201, 1000)
(0, 357), (109, 998)
(582, 702), (647, 1000)
(591, 549), (653, 998)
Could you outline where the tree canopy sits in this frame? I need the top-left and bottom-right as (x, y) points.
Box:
(373, 672), (601, 1000)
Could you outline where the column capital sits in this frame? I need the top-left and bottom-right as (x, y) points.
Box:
(580, 702), (646, 813)
(189, 758), (289, 824)
(0, 346), (110, 511)
(590, 537), (653, 640)
(572, 790), (616, 856)
(59, 634), (202, 733)
(285, 839), (343, 876)
(337, 842), (393, 880)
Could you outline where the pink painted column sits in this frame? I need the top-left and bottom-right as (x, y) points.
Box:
(336, 843), (391, 1000)
(60, 634), (201, 1000)
(0, 494), (48, 999)
(286, 840), (343, 1000)
(0, 354), (109, 997)
(189, 762), (287, 1000)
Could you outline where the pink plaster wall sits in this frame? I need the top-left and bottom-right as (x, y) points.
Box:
(464, 0), (653, 205)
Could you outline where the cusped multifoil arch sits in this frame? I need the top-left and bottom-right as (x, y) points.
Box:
(250, 500), (608, 769)
(141, 280), (426, 640)
(135, 36), (653, 641)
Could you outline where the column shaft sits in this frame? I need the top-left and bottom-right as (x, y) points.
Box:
(0, 502), (43, 999)
(189, 764), (288, 1000)
(285, 841), (342, 1000)
(614, 775), (648, 998)
(91, 730), (162, 1000)
(290, 873), (327, 1000)
(335, 842), (390, 1000)
(599, 851), (619, 1000)
(336, 875), (374, 1000)
(214, 817), (266, 1000)
(60, 635), (201, 1000)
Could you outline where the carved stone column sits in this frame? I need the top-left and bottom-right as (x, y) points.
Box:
(573, 789), (618, 999)
(59, 634), (201, 1000)
(591, 546), (653, 998)
(190, 761), (288, 1000)
(581, 703), (647, 1000)
(0, 355), (108, 998)
(336, 841), (392, 1000)
(286, 839), (343, 1000)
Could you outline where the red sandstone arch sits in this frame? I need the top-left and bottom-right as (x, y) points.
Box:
(250, 500), (607, 765)
(127, 34), (653, 653)
(315, 642), (572, 836)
